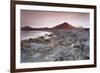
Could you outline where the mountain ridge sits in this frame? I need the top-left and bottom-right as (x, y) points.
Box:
(21, 22), (89, 31)
(52, 22), (76, 29)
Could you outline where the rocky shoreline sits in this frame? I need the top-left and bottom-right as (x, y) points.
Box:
(21, 29), (89, 63)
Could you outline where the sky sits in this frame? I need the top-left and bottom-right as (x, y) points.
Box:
(21, 10), (90, 28)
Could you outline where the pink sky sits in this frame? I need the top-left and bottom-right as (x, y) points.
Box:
(21, 10), (90, 28)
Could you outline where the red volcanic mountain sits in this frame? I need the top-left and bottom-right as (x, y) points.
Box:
(52, 22), (77, 29)
(21, 22), (88, 31)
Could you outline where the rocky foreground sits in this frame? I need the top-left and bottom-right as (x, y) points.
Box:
(21, 29), (89, 63)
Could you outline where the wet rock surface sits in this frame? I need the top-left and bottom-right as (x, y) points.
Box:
(21, 29), (89, 63)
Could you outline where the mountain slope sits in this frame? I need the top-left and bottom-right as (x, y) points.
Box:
(52, 22), (77, 29)
(21, 22), (89, 31)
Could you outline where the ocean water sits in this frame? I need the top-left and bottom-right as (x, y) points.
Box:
(21, 31), (52, 40)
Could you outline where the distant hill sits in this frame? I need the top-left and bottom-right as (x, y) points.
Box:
(21, 26), (50, 31)
(52, 22), (77, 29)
(21, 22), (89, 31)
(21, 26), (33, 31)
